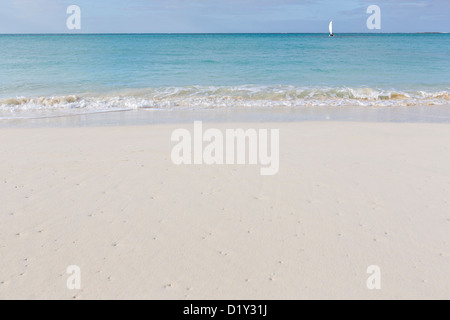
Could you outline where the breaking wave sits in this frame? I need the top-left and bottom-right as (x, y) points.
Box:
(1, 86), (449, 119)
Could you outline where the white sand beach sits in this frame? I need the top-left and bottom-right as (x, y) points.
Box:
(0, 120), (449, 300)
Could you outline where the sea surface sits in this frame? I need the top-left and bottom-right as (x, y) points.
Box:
(0, 33), (449, 119)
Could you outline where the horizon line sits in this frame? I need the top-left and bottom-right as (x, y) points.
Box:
(0, 32), (448, 35)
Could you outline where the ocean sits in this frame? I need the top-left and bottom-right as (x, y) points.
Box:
(0, 33), (449, 119)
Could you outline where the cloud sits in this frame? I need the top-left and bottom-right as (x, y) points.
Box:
(0, 0), (449, 33)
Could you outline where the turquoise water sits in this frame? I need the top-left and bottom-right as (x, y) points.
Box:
(0, 34), (449, 117)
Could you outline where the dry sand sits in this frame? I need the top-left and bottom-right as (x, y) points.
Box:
(0, 121), (449, 300)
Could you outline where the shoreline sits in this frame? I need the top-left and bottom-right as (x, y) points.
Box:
(1, 105), (450, 129)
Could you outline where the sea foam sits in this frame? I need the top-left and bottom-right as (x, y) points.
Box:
(1, 86), (449, 119)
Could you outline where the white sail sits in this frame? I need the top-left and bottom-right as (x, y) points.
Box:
(329, 21), (333, 35)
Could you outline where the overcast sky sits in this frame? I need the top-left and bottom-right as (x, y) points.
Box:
(0, 0), (448, 33)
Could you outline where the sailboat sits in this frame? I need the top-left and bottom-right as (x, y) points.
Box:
(329, 21), (334, 37)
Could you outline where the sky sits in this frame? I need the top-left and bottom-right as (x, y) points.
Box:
(0, 0), (449, 33)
